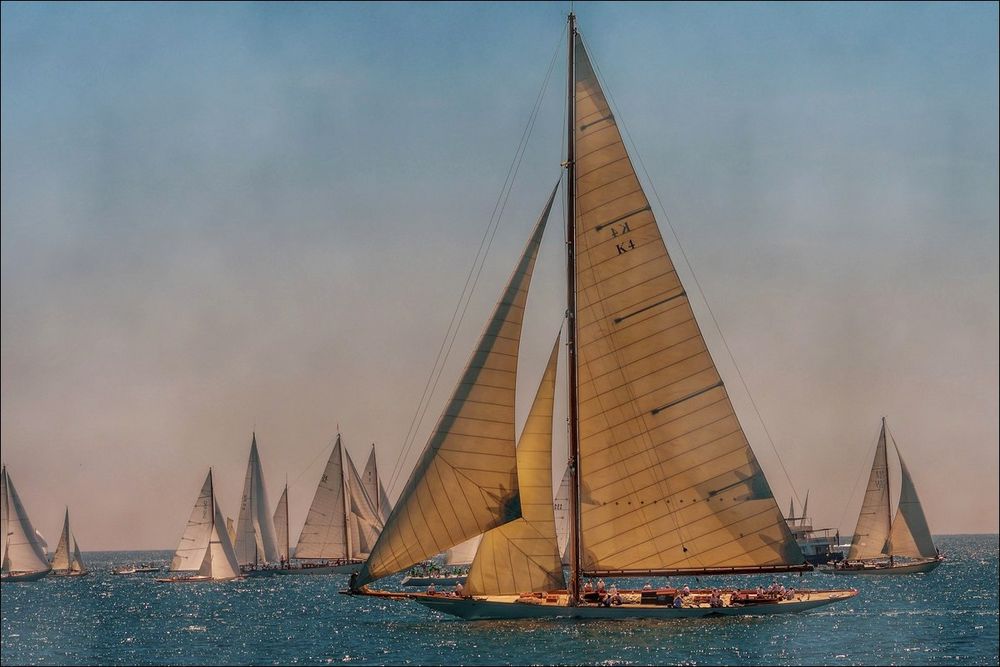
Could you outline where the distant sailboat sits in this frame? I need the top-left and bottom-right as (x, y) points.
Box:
(158, 469), (242, 582)
(349, 13), (856, 618)
(0, 466), (51, 582)
(234, 434), (280, 574)
(361, 445), (392, 524)
(273, 482), (290, 564)
(831, 418), (943, 575)
(278, 434), (382, 575)
(49, 508), (88, 577)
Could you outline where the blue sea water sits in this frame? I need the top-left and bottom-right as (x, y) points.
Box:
(1, 534), (997, 666)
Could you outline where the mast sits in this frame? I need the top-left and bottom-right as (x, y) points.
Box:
(565, 10), (582, 606)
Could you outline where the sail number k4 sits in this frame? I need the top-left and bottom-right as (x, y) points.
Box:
(609, 221), (636, 254)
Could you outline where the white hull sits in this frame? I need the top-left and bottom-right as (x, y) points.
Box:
(413, 591), (856, 620)
(826, 558), (943, 575)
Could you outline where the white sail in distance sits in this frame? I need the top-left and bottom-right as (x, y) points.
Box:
(466, 334), (566, 595)
(273, 484), (290, 562)
(362, 445), (392, 524)
(170, 471), (215, 571)
(0, 466), (50, 575)
(235, 434), (280, 565)
(848, 421), (892, 561)
(571, 34), (802, 574)
(445, 536), (482, 567)
(197, 492), (241, 580)
(51, 508), (86, 573)
(554, 467), (571, 565)
(356, 186), (556, 586)
(888, 446), (937, 559)
(294, 435), (380, 560)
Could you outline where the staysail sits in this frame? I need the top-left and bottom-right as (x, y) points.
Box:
(235, 434), (280, 565)
(0, 466), (51, 575)
(170, 471), (215, 571)
(445, 536), (482, 567)
(273, 484), (290, 562)
(847, 421), (892, 561)
(51, 508), (86, 573)
(466, 334), (566, 595)
(362, 445), (392, 524)
(356, 186), (556, 586)
(888, 438), (937, 559)
(571, 34), (802, 574)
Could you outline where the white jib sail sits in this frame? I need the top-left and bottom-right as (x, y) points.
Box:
(445, 536), (483, 567)
(51, 508), (73, 571)
(170, 471), (215, 572)
(273, 485), (290, 562)
(554, 467), (571, 565)
(888, 439), (937, 559)
(198, 495), (241, 580)
(362, 445), (393, 524)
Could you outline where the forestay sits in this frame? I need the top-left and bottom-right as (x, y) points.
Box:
(356, 186), (556, 586)
(466, 334), (566, 595)
(571, 35), (801, 573)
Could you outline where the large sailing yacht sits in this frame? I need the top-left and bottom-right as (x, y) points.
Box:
(347, 13), (856, 619)
(831, 417), (943, 575)
(0, 466), (51, 582)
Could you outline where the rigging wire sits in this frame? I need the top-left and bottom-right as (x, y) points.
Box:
(385, 27), (566, 496)
(580, 33), (806, 510)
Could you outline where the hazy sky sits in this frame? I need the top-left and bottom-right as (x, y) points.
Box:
(2, 2), (997, 550)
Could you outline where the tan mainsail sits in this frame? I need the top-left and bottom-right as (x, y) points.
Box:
(356, 187), (556, 586)
(571, 35), (801, 573)
(466, 334), (566, 595)
(848, 422), (892, 561)
(888, 441), (937, 559)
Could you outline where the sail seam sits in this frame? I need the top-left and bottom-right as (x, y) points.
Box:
(613, 291), (687, 323)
